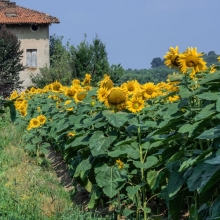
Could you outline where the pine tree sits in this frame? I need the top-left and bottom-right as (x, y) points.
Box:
(0, 25), (25, 98)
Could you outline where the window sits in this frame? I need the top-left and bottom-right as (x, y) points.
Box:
(26, 49), (37, 67)
(30, 24), (39, 32)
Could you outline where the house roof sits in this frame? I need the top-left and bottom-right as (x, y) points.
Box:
(0, 5), (60, 24)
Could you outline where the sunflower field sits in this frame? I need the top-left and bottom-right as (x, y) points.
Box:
(6, 47), (220, 219)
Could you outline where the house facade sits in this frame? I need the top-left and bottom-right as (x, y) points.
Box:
(0, 0), (59, 88)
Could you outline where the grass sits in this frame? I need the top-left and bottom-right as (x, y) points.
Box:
(0, 112), (73, 219)
(0, 111), (115, 220)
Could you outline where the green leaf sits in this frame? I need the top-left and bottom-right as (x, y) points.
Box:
(102, 110), (129, 128)
(194, 103), (215, 121)
(205, 156), (220, 164)
(89, 131), (117, 156)
(87, 187), (101, 209)
(216, 97), (220, 113)
(74, 158), (92, 179)
(95, 163), (127, 198)
(147, 170), (162, 190)
(123, 209), (135, 217)
(126, 185), (140, 195)
(9, 102), (16, 122)
(197, 126), (220, 139)
(210, 195), (220, 219)
(196, 92), (219, 101)
(133, 156), (158, 169)
(25, 144), (36, 152)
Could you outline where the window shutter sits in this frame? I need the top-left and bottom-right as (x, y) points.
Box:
(26, 50), (31, 67)
(31, 50), (37, 67)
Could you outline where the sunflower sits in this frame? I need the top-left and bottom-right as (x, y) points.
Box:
(82, 73), (92, 86)
(65, 87), (76, 98)
(20, 109), (27, 117)
(141, 82), (160, 99)
(72, 79), (81, 86)
(178, 47), (207, 73)
(64, 100), (74, 111)
(127, 96), (145, 113)
(104, 87), (128, 110)
(210, 64), (217, 74)
(9, 91), (19, 100)
(28, 118), (41, 130)
(37, 115), (47, 125)
(29, 87), (37, 94)
(97, 87), (109, 102)
(168, 95), (180, 103)
(164, 46), (180, 69)
(52, 81), (62, 92)
(218, 56), (220, 62)
(100, 75), (114, 90)
(67, 132), (76, 137)
(74, 89), (87, 103)
(116, 159), (124, 169)
(121, 80), (140, 95)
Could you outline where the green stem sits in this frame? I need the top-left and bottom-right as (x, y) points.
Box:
(138, 125), (147, 220)
(117, 192), (121, 220)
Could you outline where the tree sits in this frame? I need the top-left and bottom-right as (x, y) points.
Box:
(150, 57), (164, 68)
(0, 25), (25, 98)
(71, 35), (109, 83)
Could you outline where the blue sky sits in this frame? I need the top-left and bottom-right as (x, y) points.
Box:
(16, 0), (220, 69)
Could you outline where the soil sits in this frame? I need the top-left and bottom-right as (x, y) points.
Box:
(46, 146), (74, 192)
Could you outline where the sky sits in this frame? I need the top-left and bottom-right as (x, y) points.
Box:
(16, 0), (220, 70)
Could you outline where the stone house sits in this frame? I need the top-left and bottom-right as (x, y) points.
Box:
(0, 0), (59, 88)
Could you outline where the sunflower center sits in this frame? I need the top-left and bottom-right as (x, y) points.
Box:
(186, 55), (199, 67)
(103, 79), (114, 90)
(33, 120), (38, 126)
(77, 91), (87, 101)
(53, 84), (61, 91)
(146, 89), (153, 95)
(171, 54), (180, 66)
(133, 103), (140, 109)
(108, 89), (126, 104)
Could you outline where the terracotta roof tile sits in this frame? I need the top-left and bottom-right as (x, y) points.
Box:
(0, 5), (60, 24)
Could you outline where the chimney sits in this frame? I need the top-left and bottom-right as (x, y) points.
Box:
(0, 0), (10, 8)
(4, 1), (17, 17)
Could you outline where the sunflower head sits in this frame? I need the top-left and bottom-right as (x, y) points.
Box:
(82, 73), (92, 86)
(100, 75), (114, 90)
(104, 87), (128, 111)
(142, 83), (160, 99)
(97, 87), (109, 102)
(164, 46), (181, 69)
(52, 81), (62, 92)
(116, 159), (124, 169)
(29, 118), (41, 129)
(9, 91), (19, 100)
(121, 80), (140, 95)
(178, 47), (207, 73)
(74, 90), (87, 103)
(37, 115), (47, 125)
(127, 96), (145, 113)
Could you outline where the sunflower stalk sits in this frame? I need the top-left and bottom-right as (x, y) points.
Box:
(138, 123), (148, 220)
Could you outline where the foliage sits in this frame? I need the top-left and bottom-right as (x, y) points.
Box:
(71, 35), (110, 83)
(150, 57), (165, 68)
(0, 25), (25, 98)
(119, 66), (173, 84)
(31, 35), (119, 88)
(10, 45), (220, 219)
(203, 51), (220, 66)
(31, 35), (73, 88)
